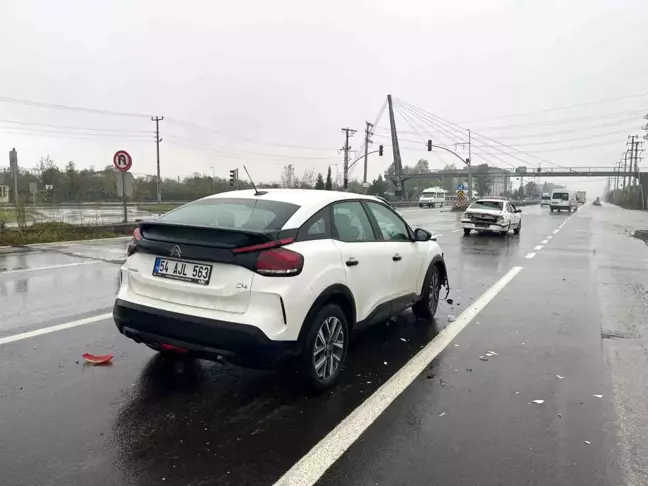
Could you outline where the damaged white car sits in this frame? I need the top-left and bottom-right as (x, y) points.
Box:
(462, 198), (522, 236)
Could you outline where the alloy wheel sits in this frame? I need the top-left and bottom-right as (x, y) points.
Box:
(313, 316), (345, 380)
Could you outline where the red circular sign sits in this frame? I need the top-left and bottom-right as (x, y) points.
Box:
(113, 150), (132, 171)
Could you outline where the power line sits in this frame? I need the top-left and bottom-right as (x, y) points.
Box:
(464, 110), (646, 131)
(0, 119), (151, 133)
(0, 95), (152, 118)
(165, 117), (337, 151)
(460, 92), (648, 123)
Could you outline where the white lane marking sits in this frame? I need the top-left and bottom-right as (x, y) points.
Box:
(274, 266), (524, 486)
(525, 253), (536, 259)
(541, 240), (548, 244)
(534, 245), (543, 251)
(553, 230), (560, 234)
(451, 229), (461, 233)
(547, 236), (553, 240)
(0, 260), (101, 276)
(0, 313), (112, 346)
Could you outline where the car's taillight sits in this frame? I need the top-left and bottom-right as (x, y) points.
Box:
(232, 237), (294, 254)
(127, 228), (142, 256)
(255, 247), (303, 276)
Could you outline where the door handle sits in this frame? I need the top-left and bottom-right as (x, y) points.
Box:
(392, 254), (402, 261)
(345, 258), (359, 267)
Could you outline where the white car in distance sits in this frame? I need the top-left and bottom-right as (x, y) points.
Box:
(462, 198), (522, 236)
(114, 189), (448, 390)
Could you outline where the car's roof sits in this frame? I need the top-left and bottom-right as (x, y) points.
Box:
(208, 188), (374, 205)
(473, 197), (508, 203)
(206, 189), (386, 229)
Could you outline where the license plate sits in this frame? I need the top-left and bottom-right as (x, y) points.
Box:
(475, 223), (488, 227)
(153, 258), (212, 285)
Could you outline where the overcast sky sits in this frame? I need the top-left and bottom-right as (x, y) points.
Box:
(1, 0), (647, 194)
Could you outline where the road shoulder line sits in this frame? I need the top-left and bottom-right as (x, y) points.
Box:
(0, 313), (112, 346)
(274, 266), (524, 486)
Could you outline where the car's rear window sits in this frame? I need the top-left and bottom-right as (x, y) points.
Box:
(553, 193), (569, 201)
(542, 195), (550, 200)
(470, 200), (503, 211)
(159, 198), (300, 230)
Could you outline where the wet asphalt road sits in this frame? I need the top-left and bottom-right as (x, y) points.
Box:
(1, 204), (648, 486)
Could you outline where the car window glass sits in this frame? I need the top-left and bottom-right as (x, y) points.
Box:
(332, 202), (376, 242)
(297, 208), (329, 241)
(365, 202), (410, 241)
(506, 203), (513, 212)
(159, 198), (299, 230)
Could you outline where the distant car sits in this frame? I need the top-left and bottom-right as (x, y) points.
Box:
(419, 187), (447, 208)
(541, 193), (551, 206)
(462, 198), (522, 236)
(550, 189), (578, 212)
(114, 189), (448, 390)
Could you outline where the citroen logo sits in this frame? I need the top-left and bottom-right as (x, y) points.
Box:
(170, 245), (182, 258)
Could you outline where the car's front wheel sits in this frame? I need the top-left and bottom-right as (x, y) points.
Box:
(299, 303), (349, 391)
(513, 220), (522, 234)
(413, 264), (442, 320)
(463, 228), (471, 236)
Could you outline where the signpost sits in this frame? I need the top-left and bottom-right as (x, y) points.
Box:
(29, 182), (38, 210)
(113, 150), (132, 223)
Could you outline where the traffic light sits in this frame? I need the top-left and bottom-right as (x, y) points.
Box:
(378, 145), (383, 156)
(229, 169), (238, 187)
(427, 140), (432, 151)
(344, 178), (349, 189)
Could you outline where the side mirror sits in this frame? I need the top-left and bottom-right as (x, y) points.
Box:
(516, 209), (522, 213)
(414, 228), (432, 242)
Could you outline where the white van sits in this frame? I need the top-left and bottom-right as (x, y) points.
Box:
(550, 189), (578, 213)
(419, 187), (447, 208)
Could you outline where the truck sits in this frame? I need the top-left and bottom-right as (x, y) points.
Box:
(576, 191), (586, 204)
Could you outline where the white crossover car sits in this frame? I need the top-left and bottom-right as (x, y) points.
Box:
(461, 198), (522, 236)
(114, 189), (448, 390)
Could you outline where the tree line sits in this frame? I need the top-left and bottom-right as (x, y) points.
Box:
(0, 155), (562, 205)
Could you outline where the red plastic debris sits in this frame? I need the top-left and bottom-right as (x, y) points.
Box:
(82, 353), (114, 365)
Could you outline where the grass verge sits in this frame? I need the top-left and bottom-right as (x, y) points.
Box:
(0, 222), (132, 246)
(137, 203), (181, 213)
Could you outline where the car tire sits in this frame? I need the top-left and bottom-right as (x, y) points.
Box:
(463, 228), (471, 236)
(413, 264), (442, 320)
(513, 221), (521, 234)
(299, 303), (349, 392)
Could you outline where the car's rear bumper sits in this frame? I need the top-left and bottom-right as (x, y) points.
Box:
(461, 221), (509, 231)
(113, 299), (298, 367)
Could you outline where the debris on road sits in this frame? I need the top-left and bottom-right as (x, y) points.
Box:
(487, 351), (498, 356)
(400, 337), (408, 342)
(453, 344), (459, 347)
(515, 392), (520, 395)
(82, 353), (114, 365)
(479, 356), (489, 361)
(532, 400), (545, 404)
(557, 375), (564, 379)
(383, 361), (388, 365)
(584, 441), (591, 445)
(438, 412), (446, 417)
(448, 315), (456, 322)
(593, 394), (603, 399)
(446, 298), (454, 305)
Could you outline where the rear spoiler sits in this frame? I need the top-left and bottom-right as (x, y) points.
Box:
(139, 221), (277, 250)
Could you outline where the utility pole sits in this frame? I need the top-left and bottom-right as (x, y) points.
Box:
(363, 122), (373, 186)
(341, 127), (357, 190)
(151, 116), (164, 202)
(387, 94), (404, 199)
(623, 148), (628, 189)
(9, 149), (18, 207)
(467, 129), (473, 201)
